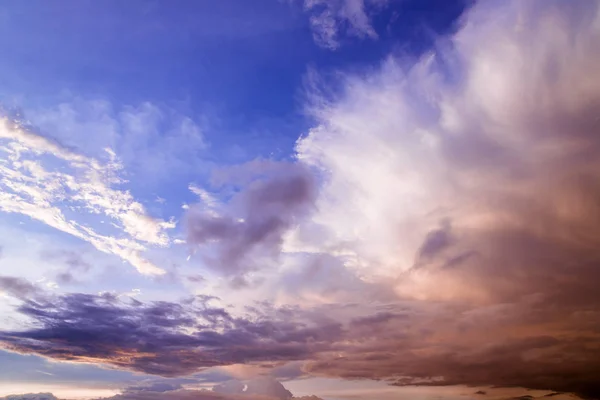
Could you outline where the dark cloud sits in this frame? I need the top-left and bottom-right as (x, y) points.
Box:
(186, 161), (316, 277)
(0, 276), (42, 300)
(0, 395), (58, 400)
(0, 291), (343, 377)
(303, 305), (600, 397)
(2, 285), (600, 397)
(415, 220), (454, 263)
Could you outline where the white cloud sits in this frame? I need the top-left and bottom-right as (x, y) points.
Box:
(0, 117), (174, 275)
(292, 0), (600, 300)
(302, 0), (388, 49)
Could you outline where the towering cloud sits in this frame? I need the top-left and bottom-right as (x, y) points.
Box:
(296, 0), (600, 301)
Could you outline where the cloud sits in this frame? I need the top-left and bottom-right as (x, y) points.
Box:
(0, 114), (174, 275)
(0, 395), (58, 400)
(0, 377), (323, 400)
(108, 391), (276, 400)
(4, 0), (600, 398)
(123, 382), (183, 393)
(114, 377), (323, 400)
(1, 391), (277, 400)
(289, 0), (600, 396)
(186, 160), (317, 278)
(28, 99), (207, 183)
(2, 282), (600, 397)
(295, 0), (600, 298)
(300, 0), (388, 49)
(214, 377), (292, 400)
(173, 1), (600, 396)
(0, 276), (42, 300)
(39, 250), (92, 285)
(0, 288), (343, 377)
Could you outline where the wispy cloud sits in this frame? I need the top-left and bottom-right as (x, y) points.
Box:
(29, 99), (208, 183)
(0, 115), (174, 275)
(301, 0), (388, 49)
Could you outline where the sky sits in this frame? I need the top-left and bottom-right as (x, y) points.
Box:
(1, 0), (600, 399)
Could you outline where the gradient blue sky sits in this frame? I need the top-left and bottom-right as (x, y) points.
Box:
(1, 1), (600, 400)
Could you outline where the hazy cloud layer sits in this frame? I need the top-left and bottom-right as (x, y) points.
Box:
(0, 376), (324, 400)
(29, 99), (207, 183)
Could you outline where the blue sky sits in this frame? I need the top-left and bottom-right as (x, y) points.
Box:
(1, 1), (600, 399)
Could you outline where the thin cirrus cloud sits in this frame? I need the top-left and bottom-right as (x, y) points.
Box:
(29, 100), (208, 183)
(300, 0), (388, 49)
(0, 113), (174, 275)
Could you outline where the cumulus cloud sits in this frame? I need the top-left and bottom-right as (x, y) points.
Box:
(213, 377), (314, 400)
(296, 0), (600, 296)
(113, 376), (323, 400)
(290, 0), (600, 396)
(107, 378), (323, 400)
(0, 373), (321, 400)
(300, 0), (388, 49)
(0, 114), (174, 275)
(106, 390), (272, 400)
(191, 0), (600, 396)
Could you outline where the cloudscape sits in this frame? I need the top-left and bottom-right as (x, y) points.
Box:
(1, 0), (600, 399)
